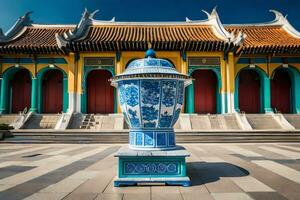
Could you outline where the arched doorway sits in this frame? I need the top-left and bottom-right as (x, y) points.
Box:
(87, 70), (114, 113)
(271, 68), (291, 113)
(42, 69), (63, 113)
(238, 69), (260, 113)
(192, 70), (217, 114)
(11, 69), (31, 113)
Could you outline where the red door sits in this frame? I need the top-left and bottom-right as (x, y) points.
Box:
(193, 70), (217, 114)
(43, 70), (63, 113)
(271, 69), (291, 113)
(11, 69), (31, 113)
(87, 70), (114, 113)
(238, 70), (260, 113)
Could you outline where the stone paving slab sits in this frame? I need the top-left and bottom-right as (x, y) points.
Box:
(0, 143), (300, 200)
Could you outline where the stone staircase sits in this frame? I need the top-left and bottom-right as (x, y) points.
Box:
(245, 114), (282, 130)
(67, 113), (124, 130)
(4, 130), (300, 144)
(283, 114), (300, 129)
(0, 114), (19, 125)
(2, 113), (300, 144)
(190, 114), (241, 130)
(22, 114), (61, 129)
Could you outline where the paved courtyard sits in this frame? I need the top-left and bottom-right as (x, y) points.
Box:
(0, 143), (299, 200)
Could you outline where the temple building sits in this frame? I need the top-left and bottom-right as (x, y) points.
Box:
(0, 8), (300, 131)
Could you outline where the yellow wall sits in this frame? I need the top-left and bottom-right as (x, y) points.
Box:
(120, 51), (182, 72)
(186, 51), (226, 92)
(2, 53), (300, 101)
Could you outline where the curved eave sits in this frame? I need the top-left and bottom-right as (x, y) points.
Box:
(237, 44), (300, 55)
(0, 12), (33, 43)
(67, 40), (231, 52)
(0, 45), (67, 55)
(225, 10), (300, 38)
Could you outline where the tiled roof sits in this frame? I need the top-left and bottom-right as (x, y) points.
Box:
(67, 25), (229, 51)
(226, 25), (300, 54)
(0, 27), (73, 54)
(1, 9), (300, 55)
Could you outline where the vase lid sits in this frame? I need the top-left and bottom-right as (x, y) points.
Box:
(117, 48), (186, 76)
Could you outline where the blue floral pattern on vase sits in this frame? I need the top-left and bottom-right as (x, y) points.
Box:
(160, 59), (173, 68)
(118, 84), (125, 106)
(161, 80), (176, 107)
(159, 80), (177, 128)
(141, 80), (160, 105)
(125, 85), (139, 107)
(159, 111), (173, 128)
(145, 59), (159, 66)
(141, 80), (160, 128)
(141, 106), (158, 128)
(128, 109), (140, 128)
(177, 81), (184, 105)
(172, 108), (181, 127)
(117, 78), (187, 149)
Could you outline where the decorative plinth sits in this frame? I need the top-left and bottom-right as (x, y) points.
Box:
(114, 145), (190, 187)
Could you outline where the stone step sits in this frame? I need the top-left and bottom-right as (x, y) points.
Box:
(246, 114), (282, 129)
(68, 113), (123, 130)
(190, 114), (241, 130)
(0, 114), (20, 125)
(283, 114), (300, 129)
(3, 132), (300, 143)
(22, 114), (61, 129)
(223, 114), (242, 129)
(190, 115), (211, 129)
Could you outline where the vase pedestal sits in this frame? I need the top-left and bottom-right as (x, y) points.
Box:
(114, 145), (190, 187)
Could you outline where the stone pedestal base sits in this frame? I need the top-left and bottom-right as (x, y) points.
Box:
(114, 145), (190, 187)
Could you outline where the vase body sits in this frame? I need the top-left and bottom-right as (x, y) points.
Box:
(117, 78), (185, 150)
(112, 49), (191, 187)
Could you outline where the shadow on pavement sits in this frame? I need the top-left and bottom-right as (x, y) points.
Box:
(187, 162), (250, 186)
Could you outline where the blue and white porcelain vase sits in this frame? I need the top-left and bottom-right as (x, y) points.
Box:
(111, 49), (191, 150)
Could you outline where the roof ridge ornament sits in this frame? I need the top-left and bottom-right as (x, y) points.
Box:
(65, 8), (98, 41)
(110, 17), (116, 22)
(269, 10), (287, 24)
(202, 7), (235, 41)
(0, 11), (33, 43)
(269, 9), (300, 38)
(185, 17), (192, 22)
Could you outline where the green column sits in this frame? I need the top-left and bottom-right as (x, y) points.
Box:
(294, 71), (300, 114)
(262, 76), (273, 113)
(185, 82), (194, 113)
(63, 77), (68, 112)
(114, 88), (117, 113)
(0, 77), (8, 114)
(30, 78), (38, 112)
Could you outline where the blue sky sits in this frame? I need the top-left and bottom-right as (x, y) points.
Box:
(0, 0), (299, 31)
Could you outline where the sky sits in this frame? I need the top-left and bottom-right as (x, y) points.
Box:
(0, 0), (299, 32)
